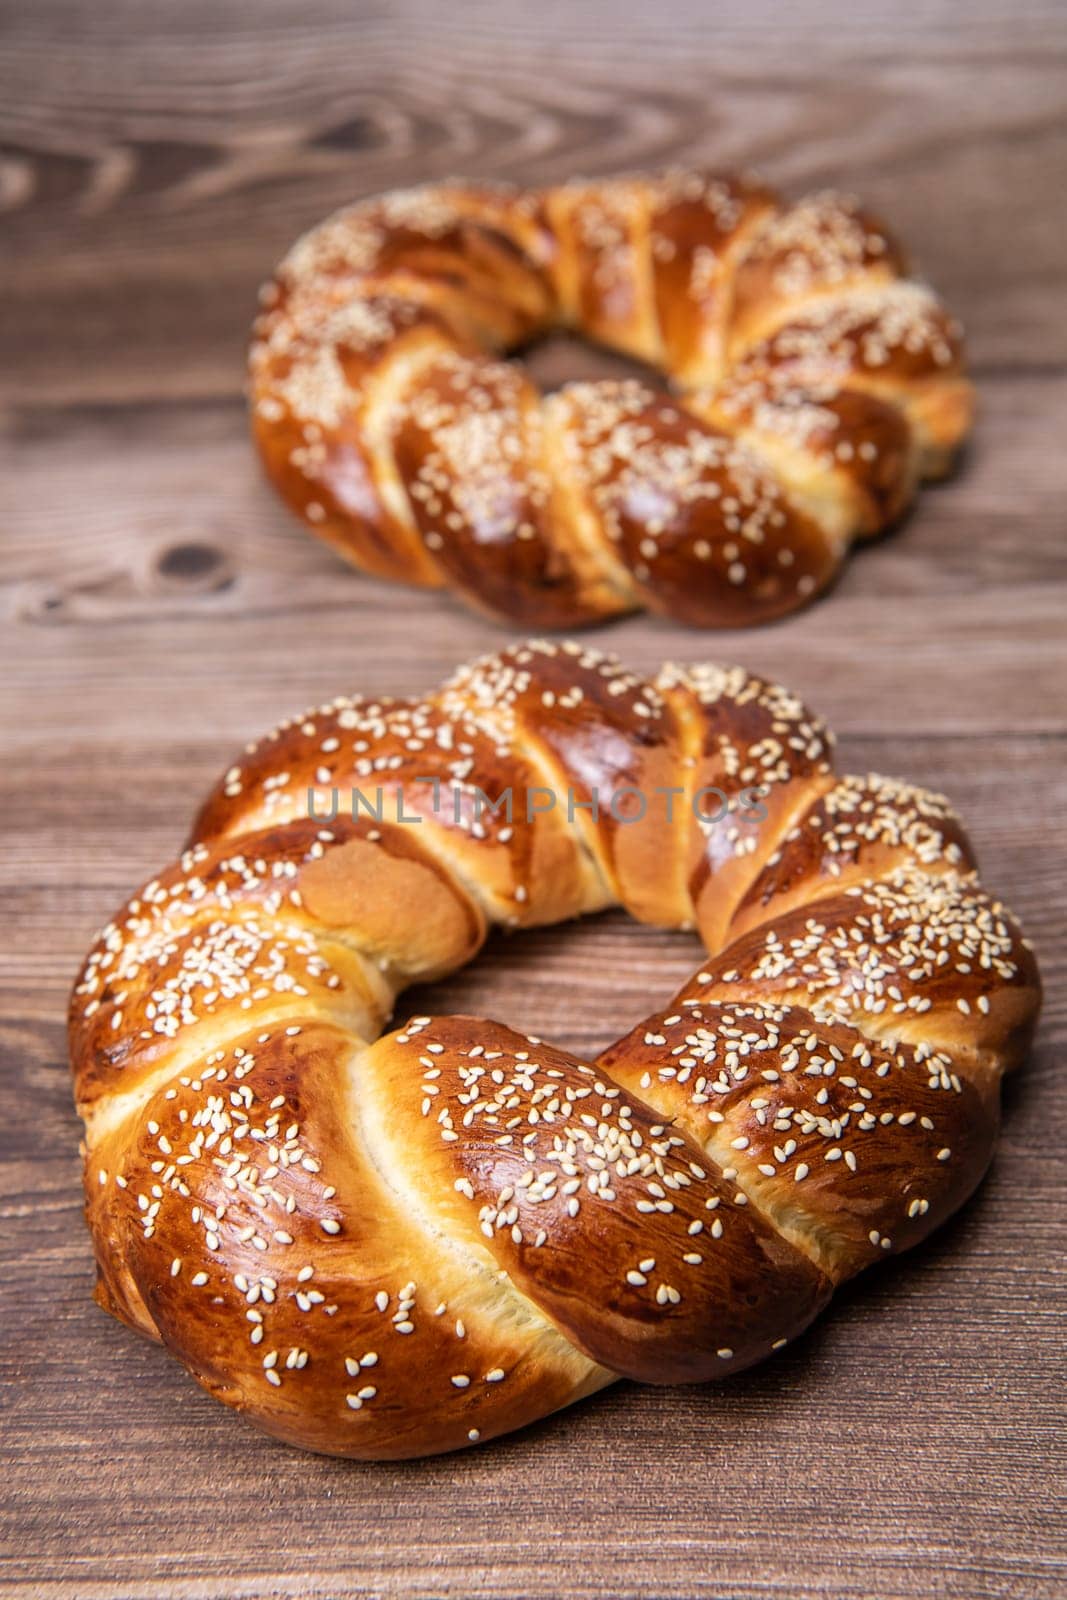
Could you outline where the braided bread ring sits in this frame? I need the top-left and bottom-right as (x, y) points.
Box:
(251, 174), (973, 627)
(70, 643), (1039, 1458)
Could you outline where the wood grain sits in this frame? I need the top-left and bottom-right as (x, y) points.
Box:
(1, 2), (1065, 1597)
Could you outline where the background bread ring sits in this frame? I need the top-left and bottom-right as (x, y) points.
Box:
(250, 175), (974, 627)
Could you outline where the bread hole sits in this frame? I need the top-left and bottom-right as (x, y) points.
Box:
(518, 329), (664, 394)
(392, 911), (702, 1063)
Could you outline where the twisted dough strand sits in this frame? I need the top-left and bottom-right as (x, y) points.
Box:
(70, 643), (1039, 1457)
(251, 174), (973, 626)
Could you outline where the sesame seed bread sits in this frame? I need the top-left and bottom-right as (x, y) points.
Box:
(70, 642), (1039, 1458)
(250, 174), (973, 627)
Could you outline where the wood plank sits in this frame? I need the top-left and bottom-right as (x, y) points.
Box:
(2, 1), (1066, 402)
(2, 2), (1065, 1596)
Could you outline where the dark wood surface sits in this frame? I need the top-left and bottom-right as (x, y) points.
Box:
(2, 3), (1065, 1596)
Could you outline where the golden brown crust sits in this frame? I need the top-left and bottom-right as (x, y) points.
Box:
(599, 1000), (998, 1284)
(727, 773), (977, 940)
(85, 1020), (610, 1458)
(390, 352), (615, 626)
(70, 644), (1040, 1458)
(677, 869), (1041, 1081)
(366, 1015), (831, 1385)
(723, 193), (909, 355)
(250, 176), (973, 626)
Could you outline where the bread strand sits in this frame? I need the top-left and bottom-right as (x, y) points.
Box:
(251, 174), (973, 626)
(70, 643), (1038, 1457)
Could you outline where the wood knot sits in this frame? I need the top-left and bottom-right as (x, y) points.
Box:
(155, 542), (231, 591)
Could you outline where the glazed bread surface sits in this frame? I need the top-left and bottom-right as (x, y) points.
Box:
(251, 174), (973, 626)
(70, 643), (1039, 1457)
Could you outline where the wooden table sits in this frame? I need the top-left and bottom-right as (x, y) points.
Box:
(3, 3), (1065, 1595)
